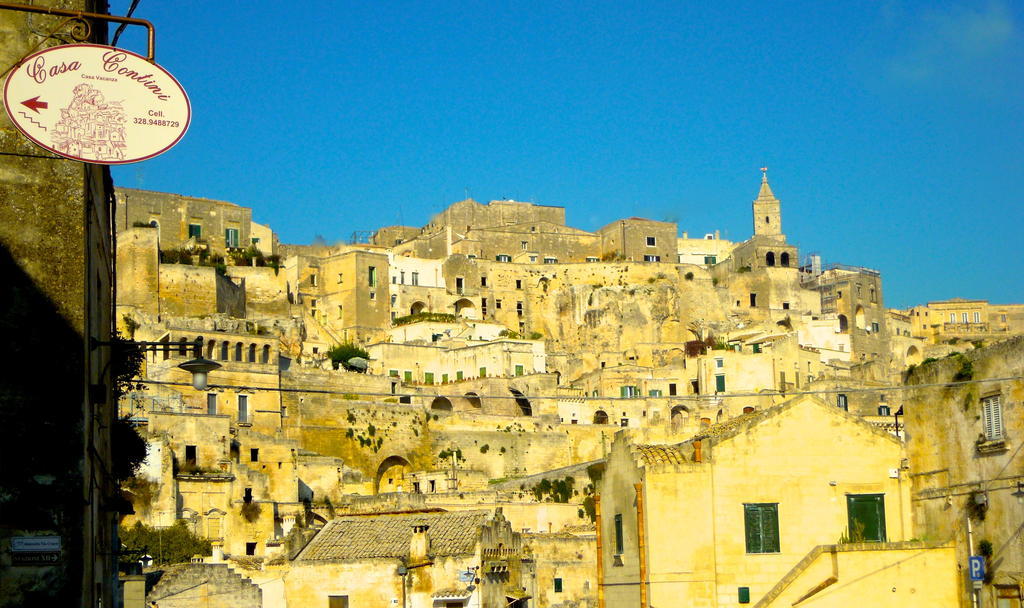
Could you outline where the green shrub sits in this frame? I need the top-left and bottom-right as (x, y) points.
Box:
(327, 343), (369, 370)
(119, 520), (212, 567)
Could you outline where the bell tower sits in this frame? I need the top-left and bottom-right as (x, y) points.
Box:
(753, 167), (782, 237)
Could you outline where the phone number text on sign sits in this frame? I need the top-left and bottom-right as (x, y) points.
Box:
(3, 44), (191, 165)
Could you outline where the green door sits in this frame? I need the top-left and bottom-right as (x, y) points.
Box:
(847, 494), (886, 542)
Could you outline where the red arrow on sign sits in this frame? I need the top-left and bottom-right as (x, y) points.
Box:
(21, 96), (48, 113)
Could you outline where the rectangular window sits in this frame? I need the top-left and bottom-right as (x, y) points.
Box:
(456, 277), (464, 294)
(515, 365), (524, 376)
(496, 254), (512, 262)
(521, 241), (528, 250)
(950, 313), (956, 324)
(516, 279), (522, 289)
(586, 256), (599, 262)
(704, 255), (717, 265)
(744, 503), (780, 553)
(184, 445), (197, 467)
(480, 275), (486, 287)
(643, 255), (661, 262)
(962, 312), (969, 323)
(225, 228), (239, 248)
(369, 291), (376, 300)
(310, 274), (318, 287)
(871, 322), (879, 333)
(752, 343), (761, 353)
(388, 369), (399, 378)
(620, 386), (639, 398)
(974, 311), (981, 323)
(479, 367), (487, 378)
(668, 383), (677, 396)
(646, 236), (656, 246)
(496, 299), (502, 309)
(544, 257), (557, 264)
(982, 395), (1004, 441)
(368, 266), (378, 287)
(206, 393), (217, 415)
(715, 358), (724, 368)
(328, 596), (349, 608)
(188, 223), (202, 239)
(837, 394), (848, 411)
(246, 542), (257, 556)
(614, 513), (624, 554)
(749, 293), (757, 307)
(400, 271), (405, 284)
(441, 373), (448, 383)
(648, 389), (662, 397)
(715, 374), (726, 393)
(403, 371), (412, 382)
(250, 448), (259, 462)
(238, 395), (249, 423)
(846, 494), (886, 542)
(554, 578), (563, 593)
(424, 372), (434, 385)
(516, 302), (523, 316)
(456, 370), (464, 381)
(337, 272), (343, 284)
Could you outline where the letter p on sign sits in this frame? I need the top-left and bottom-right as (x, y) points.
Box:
(969, 556), (985, 581)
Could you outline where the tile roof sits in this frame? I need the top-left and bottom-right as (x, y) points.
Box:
(634, 444), (688, 466)
(295, 510), (490, 561)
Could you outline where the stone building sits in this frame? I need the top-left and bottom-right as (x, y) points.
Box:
(0, 3), (118, 606)
(596, 395), (954, 607)
(285, 508), (534, 607)
(116, 187), (278, 255)
(906, 298), (1024, 344)
(903, 337), (1024, 607)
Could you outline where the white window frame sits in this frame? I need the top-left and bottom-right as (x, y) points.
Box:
(982, 395), (1003, 441)
(646, 236), (656, 247)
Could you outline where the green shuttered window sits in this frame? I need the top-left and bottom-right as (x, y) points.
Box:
(744, 503), (779, 553)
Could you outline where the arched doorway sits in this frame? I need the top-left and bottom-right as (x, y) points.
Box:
(906, 345), (922, 366)
(838, 315), (849, 333)
(593, 410), (608, 424)
(375, 456), (410, 494)
(855, 305), (866, 330)
(430, 396), (453, 412)
(780, 252), (790, 267)
(410, 301), (427, 315)
(765, 252), (776, 267)
(454, 298), (476, 319)
(509, 388), (532, 416)
(671, 405), (689, 431)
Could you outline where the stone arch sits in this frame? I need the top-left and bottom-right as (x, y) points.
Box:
(410, 301), (427, 315)
(261, 344), (271, 364)
(671, 405), (690, 430)
(453, 298), (476, 319)
(375, 455), (410, 494)
(906, 345), (922, 366)
(248, 343), (257, 362)
(219, 342), (228, 360)
(509, 388), (532, 416)
(177, 337), (189, 356)
(234, 342), (243, 361)
(464, 392), (482, 409)
(854, 305), (866, 330)
(430, 396), (453, 412)
(780, 252), (790, 267)
(765, 252), (776, 267)
(593, 410), (609, 424)
(716, 408), (725, 423)
(838, 314), (849, 333)
(206, 339), (216, 359)
(538, 277), (550, 293)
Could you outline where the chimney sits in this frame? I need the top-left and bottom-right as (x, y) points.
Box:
(210, 541), (224, 563)
(410, 524), (431, 564)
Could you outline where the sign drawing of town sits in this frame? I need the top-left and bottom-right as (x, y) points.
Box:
(51, 83), (126, 161)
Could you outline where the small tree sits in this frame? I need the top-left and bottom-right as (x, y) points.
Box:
(327, 343), (369, 370)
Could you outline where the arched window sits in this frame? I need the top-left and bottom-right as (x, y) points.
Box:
(593, 410), (609, 424)
(234, 342), (243, 361)
(261, 344), (271, 364)
(510, 388), (532, 416)
(206, 339), (216, 359)
(765, 252), (775, 267)
(855, 305), (866, 330)
(780, 252), (790, 267)
(248, 344), (257, 363)
(178, 337), (189, 356)
(220, 342), (229, 360)
(430, 396), (453, 411)
(838, 315), (849, 333)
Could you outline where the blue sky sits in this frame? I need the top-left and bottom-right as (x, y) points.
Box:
(108, 1), (1023, 308)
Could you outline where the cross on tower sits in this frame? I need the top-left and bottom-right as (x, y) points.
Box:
(760, 166), (768, 182)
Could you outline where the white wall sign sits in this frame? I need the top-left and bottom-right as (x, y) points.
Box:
(3, 44), (190, 164)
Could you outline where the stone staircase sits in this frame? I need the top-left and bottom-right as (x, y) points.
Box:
(148, 562), (262, 608)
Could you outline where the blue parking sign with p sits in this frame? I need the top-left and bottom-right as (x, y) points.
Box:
(969, 556), (985, 581)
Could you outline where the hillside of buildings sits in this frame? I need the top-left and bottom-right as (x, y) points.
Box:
(113, 177), (1024, 607)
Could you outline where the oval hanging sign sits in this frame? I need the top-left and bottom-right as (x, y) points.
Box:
(3, 44), (190, 164)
